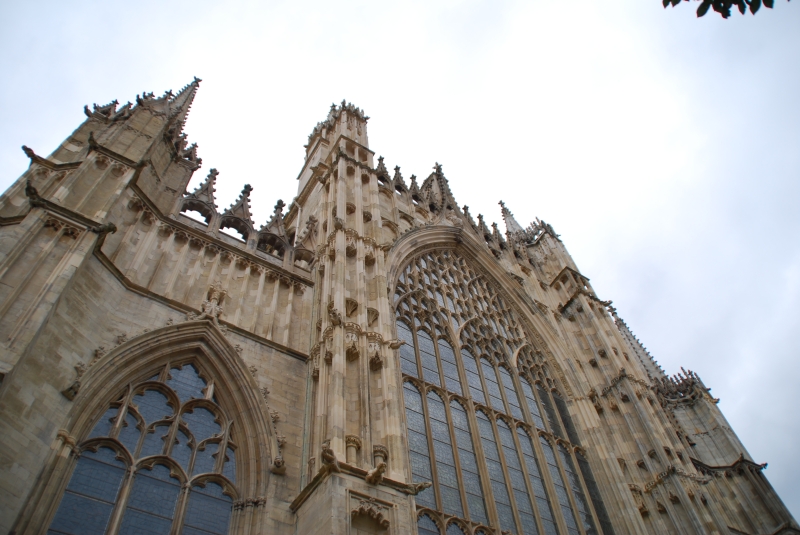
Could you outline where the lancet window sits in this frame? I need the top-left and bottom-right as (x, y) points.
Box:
(47, 362), (237, 535)
(395, 250), (612, 534)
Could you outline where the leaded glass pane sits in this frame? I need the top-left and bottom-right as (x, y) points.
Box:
(134, 389), (173, 426)
(476, 412), (517, 534)
(541, 437), (579, 535)
(397, 322), (418, 378)
(88, 407), (117, 439)
(577, 452), (615, 535)
(182, 406), (221, 443)
(141, 424), (169, 457)
(446, 523), (467, 535)
(517, 428), (558, 534)
(119, 412), (141, 454)
(522, 380), (546, 430)
(404, 383), (436, 508)
(193, 441), (219, 475)
(480, 360), (505, 413)
(417, 331), (441, 386)
(438, 340), (463, 395)
(221, 447), (236, 484)
(183, 482), (232, 535)
(554, 396), (581, 445)
(559, 445), (597, 535)
(497, 420), (539, 535)
(166, 364), (206, 403)
(118, 464), (180, 535)
(537, 387), (563, 438)
(450, 401), (488, 524)
(418, 515), (440, 535)
(48, 448), (126, 535)
(461, 350), (486, 404)
(499, 367), (524, 421)
(428, 392), (463, 517)
(172, 430), (193, 473)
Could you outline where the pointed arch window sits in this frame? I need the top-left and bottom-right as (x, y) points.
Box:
(396, 250), (611, 534)
(47, 362), (236, 535)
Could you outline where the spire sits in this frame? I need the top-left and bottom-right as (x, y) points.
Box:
(260, 199), (287, 237)
(222, 184), (254, 226)
(409, 175), (421, 202)
(375, 156), (390, 184)
(392, 166), (407, 192)
(185, 168), (218, 208)
(169, 76), (202, 128)
(499, 201), (525, 234)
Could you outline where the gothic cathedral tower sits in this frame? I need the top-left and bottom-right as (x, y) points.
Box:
(0, 81), (795, 535)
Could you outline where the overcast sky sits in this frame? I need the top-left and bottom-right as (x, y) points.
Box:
(2, 0), (798, 520)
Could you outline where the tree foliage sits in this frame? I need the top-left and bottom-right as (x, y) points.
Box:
(663, 0), (790, 18)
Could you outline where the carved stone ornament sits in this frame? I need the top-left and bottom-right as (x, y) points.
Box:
(61, 362), (87, 401)
(327, 300), (342, 326)
(405, 481), (432, 495)
(350, 497), (390, 529)
(368, 340), (383, 371)
(345, 298), (358, 317)
(365, 461), (386, 485)
(320, 439), (340, 475)
(187, 281), (226, 325)
(345, 330), (360, 361)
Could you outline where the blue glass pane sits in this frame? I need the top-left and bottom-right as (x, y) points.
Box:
(499, 368), (524, 421)
(48, 493), (116, 535)
(48, 448), (125, 535)
(398, 322), (418, 378)
(172, 430), (193, 473)
(183, 482), (232, 535)
(417, 515), (440, 535)
(193, 442), (220, 475)
(182, 407), (221, 443)
(522, 381), (546, 429)
(541, 438), (578, 534)
(118, 412), (141, 454)
(119, 464), (180, 535)
(476, 413), (517, 534)
(461, 350), (485, 404)
(88, 407), (116, 438)
(480, 360), (505, 413)
(223, 447), (236, 483)
(438, 340), (463, 395)
(140, 425), (169, 457)
(166, 364), (207, 403)
(554, 396), (581, 445)
(537, 387), (563, 438)
(447, 523), (467, 535)
(577, 452), (615, 535)
(134, 389), (173, 426)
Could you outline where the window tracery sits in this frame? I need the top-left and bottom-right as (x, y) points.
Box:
(48, 362), (236, 535)
(395, 249), (611, 534)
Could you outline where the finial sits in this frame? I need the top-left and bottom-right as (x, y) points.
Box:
(274, 199), (285, 212)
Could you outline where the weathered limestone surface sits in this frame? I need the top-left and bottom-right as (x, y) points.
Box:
(0, 82), (795, 535)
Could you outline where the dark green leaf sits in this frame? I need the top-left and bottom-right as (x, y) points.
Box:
(763, 0), (774, 7)
(736, 0), (747, 14)
(697, 0), (713, 15)
(750, 0), (761, 13)
(671, 0), (681, 6)
(663, 0), (671, 7)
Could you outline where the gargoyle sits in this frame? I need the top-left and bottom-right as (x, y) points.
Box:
(365, 461), (386, 485)
(320, 439), (340, 475)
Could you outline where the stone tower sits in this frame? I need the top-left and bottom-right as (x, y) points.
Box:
(0, 80), (796, 535)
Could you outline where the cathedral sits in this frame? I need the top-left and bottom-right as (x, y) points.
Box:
(0, 78), (795, 535)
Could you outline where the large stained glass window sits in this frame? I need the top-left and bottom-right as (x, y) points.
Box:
(48, 362), (236, 535)
(396, 249), (612, 534)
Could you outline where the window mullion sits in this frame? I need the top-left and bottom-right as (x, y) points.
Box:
(421, 387), (443, 513)
(491, 416), (523, 535)
(534, 432), (571, 535)
(110, 384), (134, 440)
(466, 404), (499, 529)
(169, 484), (191, 535)
(444, 396), (470, 521)
(510, 424), (548, 535)
(105, 465), (136, 535)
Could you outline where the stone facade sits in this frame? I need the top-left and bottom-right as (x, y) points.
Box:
(0, 79), (795, 535)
